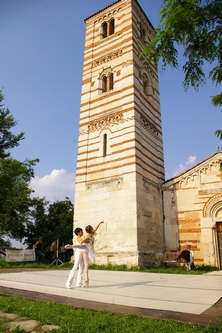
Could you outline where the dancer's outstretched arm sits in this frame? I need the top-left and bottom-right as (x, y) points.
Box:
(93, 220), (104, 232)
(65, 244), (87, 250)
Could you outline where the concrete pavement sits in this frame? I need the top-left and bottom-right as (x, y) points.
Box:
(0, 269), (221, 326)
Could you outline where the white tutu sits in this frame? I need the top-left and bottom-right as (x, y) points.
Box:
(84, 244), (94, 263)
(76, 244), (94, 263)
(65, 243), (94, 263)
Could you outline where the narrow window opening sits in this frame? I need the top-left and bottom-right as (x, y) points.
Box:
(102, 22), (108, 39)
(109, 19), (115, 35)
(101, 73), (114, 93)
(102, 76), (107, 92)
(103, 133), (107, 157)
(109, 73), (114, 90)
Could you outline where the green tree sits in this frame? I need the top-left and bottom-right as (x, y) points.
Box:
(23, 197), (49, 248)
(142, 0), (222, 107)
(24, 197), (73, 259)
(47, 197), (74, 246)
(0, 90), (25, 158)
(0, 158), (38, 240)
(0, 89), (39, 244)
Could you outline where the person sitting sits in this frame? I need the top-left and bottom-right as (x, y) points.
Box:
(177, 245), (195, 270)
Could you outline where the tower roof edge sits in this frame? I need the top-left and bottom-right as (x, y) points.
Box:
(84, 0), (121, 22)
(84, 0), (155, 30)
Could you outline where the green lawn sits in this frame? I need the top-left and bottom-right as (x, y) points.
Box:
(0, 259), (219, 274)
(0, 295), (221, 333)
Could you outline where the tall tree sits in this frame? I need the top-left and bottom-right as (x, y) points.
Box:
(24, 197), (74, 255)
(0, 89), (39, 244)
(23, 197), (49, 248)
(0, 90), (25, 158)
(0, 158), (38, 240)
(47, 197), (74, 245)
(142, 0), (222, 107)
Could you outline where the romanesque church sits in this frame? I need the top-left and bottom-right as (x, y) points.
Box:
(73, 0), (222, 269)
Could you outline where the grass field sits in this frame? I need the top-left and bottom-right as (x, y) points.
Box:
(0, 295), (222, 333)
(0, 259), (219, 274)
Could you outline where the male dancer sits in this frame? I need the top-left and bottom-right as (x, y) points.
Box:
(65, 228), (87, 288)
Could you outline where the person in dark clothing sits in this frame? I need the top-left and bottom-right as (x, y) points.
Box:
(177, 250), (190, 262)
(177, 250), (191, 269)
(177, 246), (196, 270)
(33, 237), (45, 264)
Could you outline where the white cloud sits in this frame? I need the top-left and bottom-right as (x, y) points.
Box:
(30, 169), (75, 203)
(173, 156), (197, 177)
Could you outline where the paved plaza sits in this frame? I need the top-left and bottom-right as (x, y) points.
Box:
(0, 269), (221, 326)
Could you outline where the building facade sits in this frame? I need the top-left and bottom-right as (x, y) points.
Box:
(163, 152), (222, 269)
(74, 0), (165, 267)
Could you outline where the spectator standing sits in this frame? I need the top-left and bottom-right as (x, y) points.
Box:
(33, 237), (45, 264)
(50, 240), (57, 260)
(59, 241), (66, 262)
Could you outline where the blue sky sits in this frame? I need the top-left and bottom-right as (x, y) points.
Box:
(1, 0), (222, 204)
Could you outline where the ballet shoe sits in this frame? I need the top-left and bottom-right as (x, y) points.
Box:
(85, 280), (89, 288)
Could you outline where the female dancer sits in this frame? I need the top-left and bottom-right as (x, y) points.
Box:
(66, 221), (104, 288)
(83, 220), (104, 287)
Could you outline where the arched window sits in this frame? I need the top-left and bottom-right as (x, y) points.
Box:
(100, 72), (114, 94)
(109, 73), (114, 90)
(102, 76), (107, 92)
(99, 130), (110, 157)
(102, 22), (108, 39)
(103, 133), (107, 157)
(109, 18), (115, 35)
(101, 19), (115, 39)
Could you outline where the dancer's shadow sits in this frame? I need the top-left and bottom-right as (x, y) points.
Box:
(91, 280), (155, 289)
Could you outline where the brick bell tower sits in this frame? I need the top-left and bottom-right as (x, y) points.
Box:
(74, 0), (165, 267)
